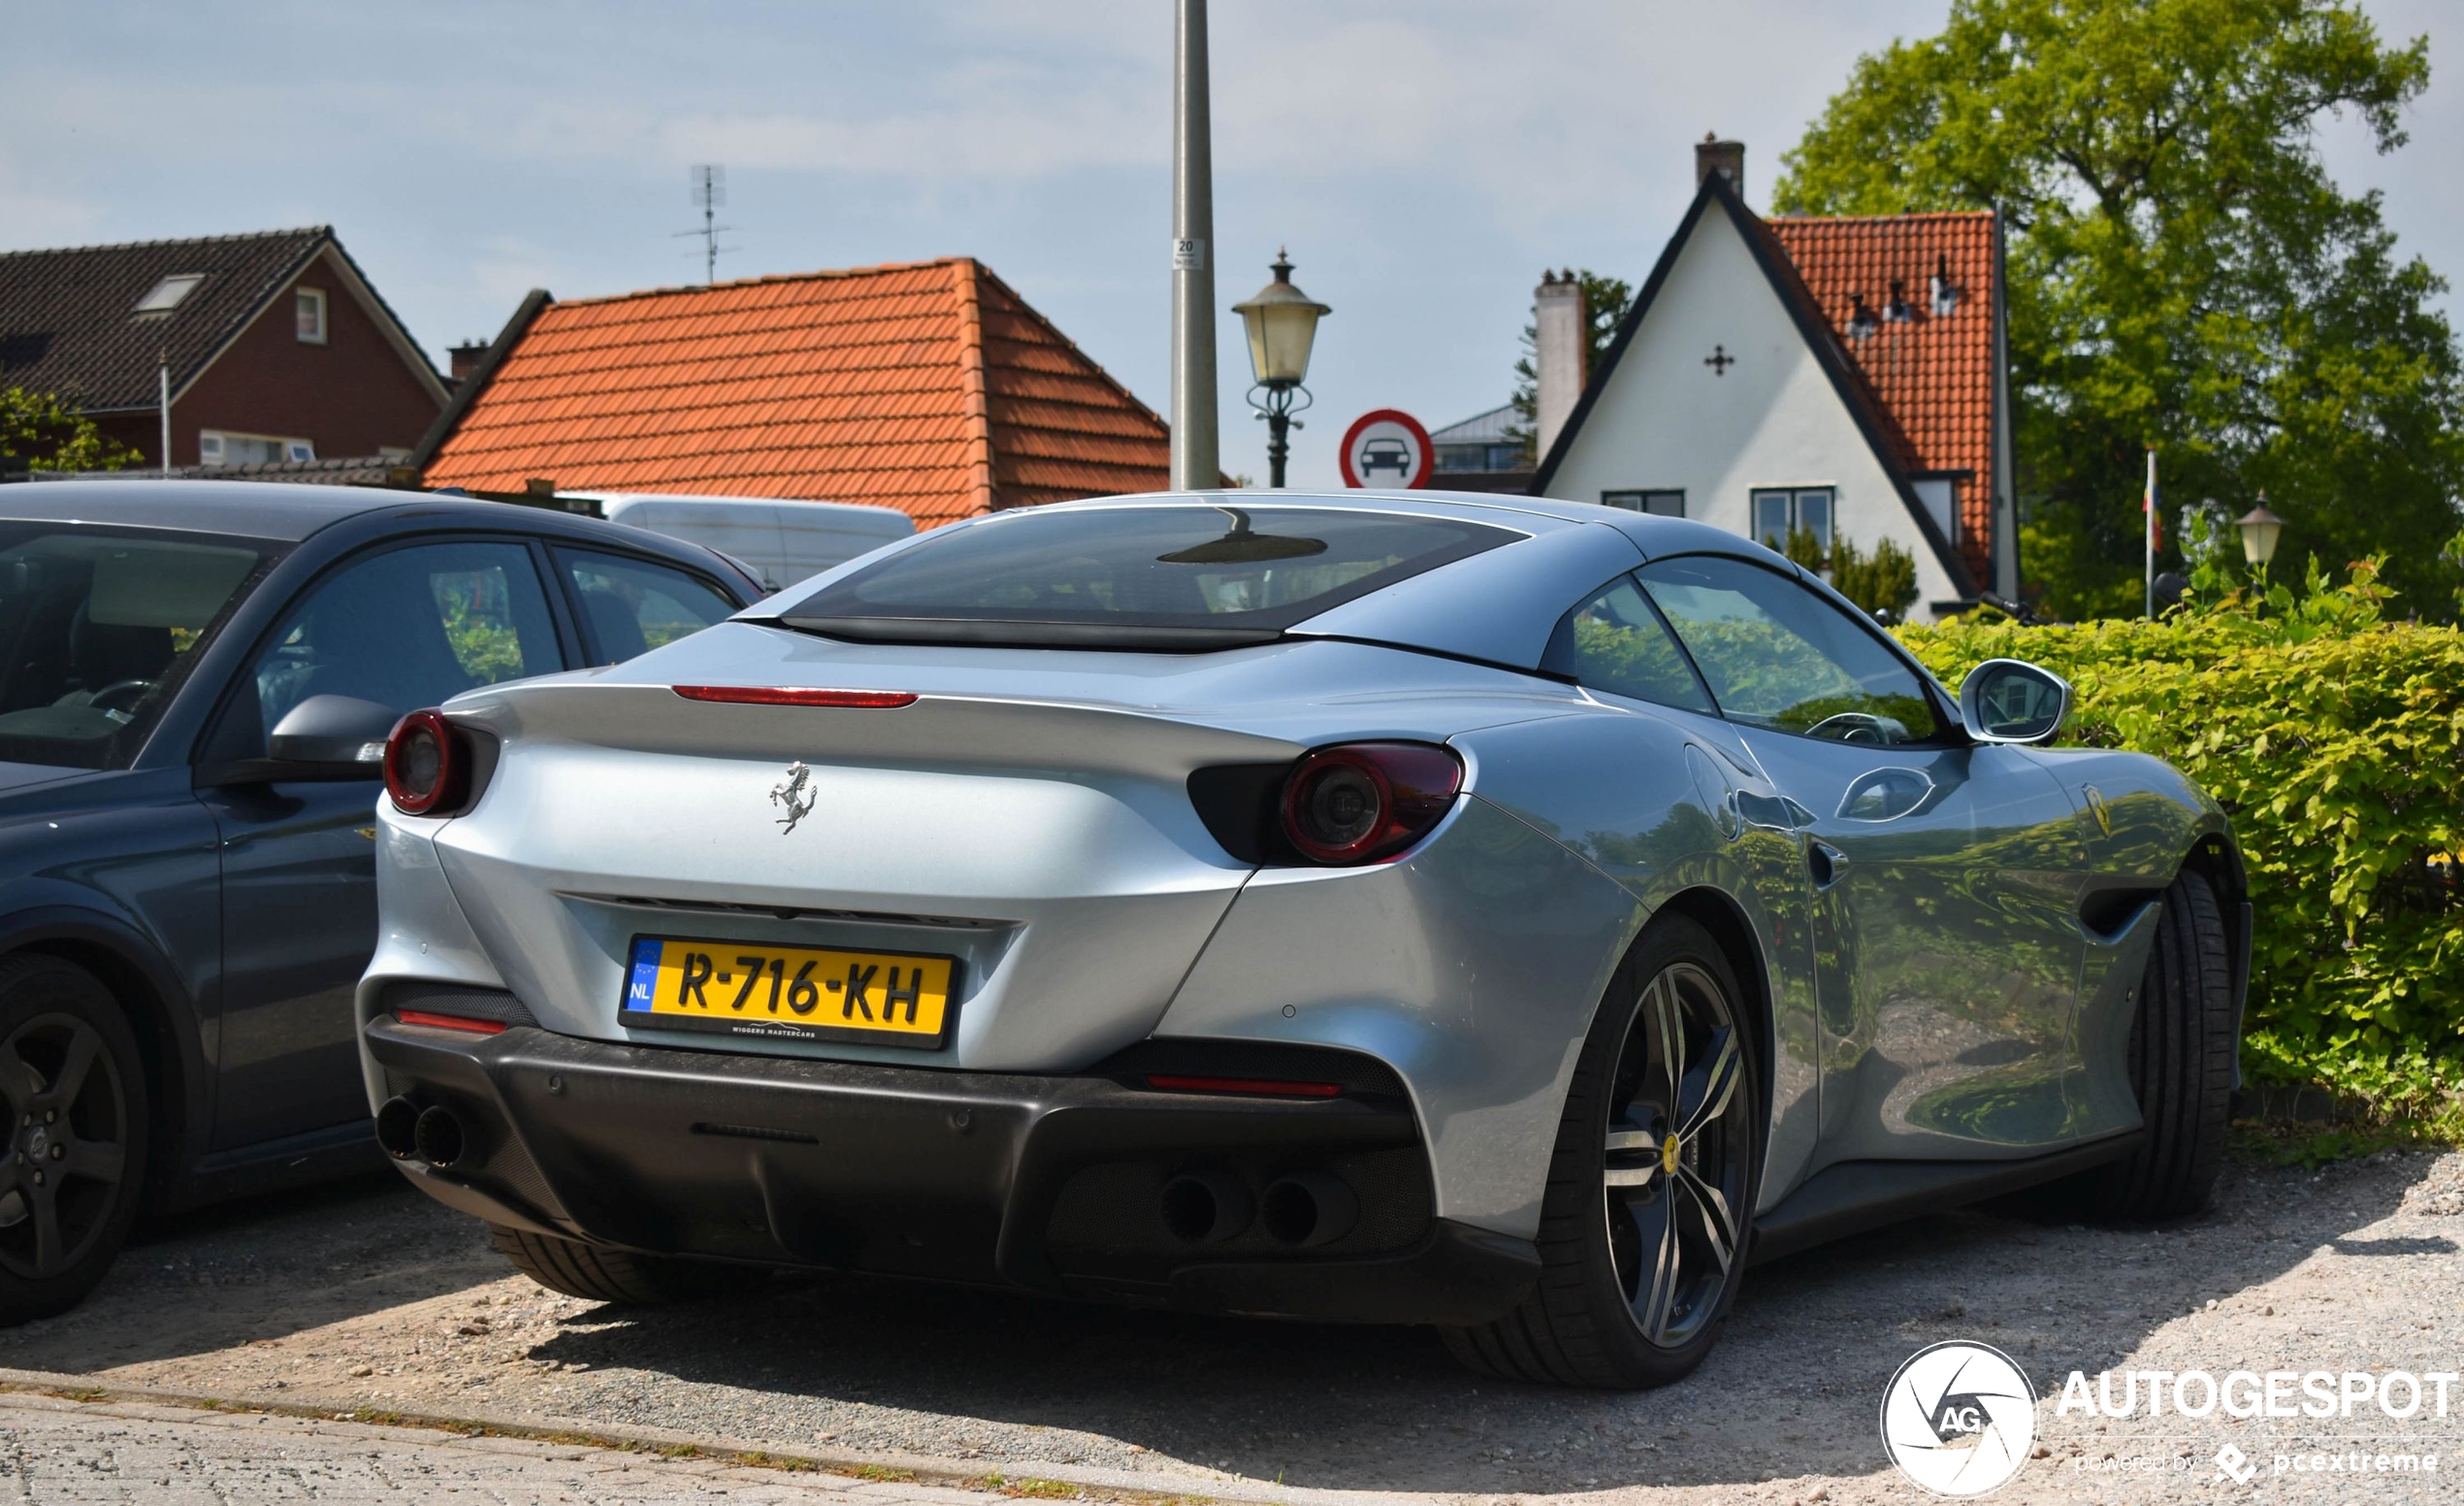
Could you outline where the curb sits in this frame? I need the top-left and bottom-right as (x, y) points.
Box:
(0, 1365), (1433, 1506)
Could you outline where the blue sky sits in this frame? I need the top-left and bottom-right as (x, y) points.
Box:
(6, 1), (2456, 489)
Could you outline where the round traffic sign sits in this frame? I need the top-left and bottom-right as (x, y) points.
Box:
(1339, 409), (1435, 490)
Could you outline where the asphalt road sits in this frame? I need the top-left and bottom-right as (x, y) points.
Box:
(0, 1147), (2456, 1504)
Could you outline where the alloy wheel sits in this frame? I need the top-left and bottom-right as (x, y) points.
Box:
(1602, 961), (1748, 1349)
(0, 1012), (132, 1281)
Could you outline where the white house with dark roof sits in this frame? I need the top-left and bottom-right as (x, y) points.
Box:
(1528, 138), (2016, 619)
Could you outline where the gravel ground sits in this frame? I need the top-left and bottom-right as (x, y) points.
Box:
(0, 1148), (2456, 1504)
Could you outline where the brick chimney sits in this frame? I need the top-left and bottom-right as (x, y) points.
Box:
(447, 340), (492, 385)
(1534, 269), (1587, 458)
(1696, 132), (1744, 198)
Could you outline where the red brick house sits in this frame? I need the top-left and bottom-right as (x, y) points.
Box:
(0, 227), (448, 469)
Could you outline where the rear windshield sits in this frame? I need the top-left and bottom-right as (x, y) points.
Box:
(778, 505), (1516, 648)
(0, 524), (270, 769)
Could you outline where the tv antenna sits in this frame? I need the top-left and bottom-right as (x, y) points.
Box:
(674, 165), (736, 284)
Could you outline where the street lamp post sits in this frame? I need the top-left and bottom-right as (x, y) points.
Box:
(1233, 249), (1330, 488)
(2236, 496), (2286, 571)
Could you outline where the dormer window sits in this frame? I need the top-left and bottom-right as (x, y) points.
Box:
(1848, 293), (1878, 341)
(134, 275), (204, 315)
(295, 287), (328, 344)
(1929, 253), (1961, 316)
(1885, 279), (1914, 322)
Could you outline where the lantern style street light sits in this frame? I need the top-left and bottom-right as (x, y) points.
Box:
(1232, 249), (1331, 488)
(2236, 496), (2286, 569)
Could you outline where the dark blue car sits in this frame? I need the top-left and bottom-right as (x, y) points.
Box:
(0, 480), (759, 1321)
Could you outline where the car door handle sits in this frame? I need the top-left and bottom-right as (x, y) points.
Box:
(1806, 839), (1849, 890)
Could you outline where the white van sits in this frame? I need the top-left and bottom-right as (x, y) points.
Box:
(572, 493), (916, 596)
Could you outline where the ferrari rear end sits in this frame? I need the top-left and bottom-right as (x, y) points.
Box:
(357, 499), (1654, 1324)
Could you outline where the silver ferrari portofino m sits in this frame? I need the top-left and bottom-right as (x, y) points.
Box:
(359, 492), (2248, 1389)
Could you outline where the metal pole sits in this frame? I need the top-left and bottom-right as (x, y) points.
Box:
(158, 352), (171, 475)
(1266, 407), (1289, 489)
(2144, 446), (2157, 619)
(1170, 0), (1219, 491)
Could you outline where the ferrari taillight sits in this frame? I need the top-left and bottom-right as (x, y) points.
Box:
(384, 709), (470, 816)
(1278, 741), (1463, 866)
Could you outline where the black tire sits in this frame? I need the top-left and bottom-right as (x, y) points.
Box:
(489, 1224), (729, 1305)
(1441, 913), (1763, 1389)
(2071, 868), (2235, 1220)
(0, 954), (150, 1326)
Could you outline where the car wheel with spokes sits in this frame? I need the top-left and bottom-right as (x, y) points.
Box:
(1443, 912), (1762, 1388)
(0, 955), (149, 1326)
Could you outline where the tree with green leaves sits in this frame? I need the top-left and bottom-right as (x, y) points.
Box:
(1782, 525), (1922, 621)
(1508, 270), (1633, 460)
(1, 388), (136, 475)
(1773, 0), (2464, 620)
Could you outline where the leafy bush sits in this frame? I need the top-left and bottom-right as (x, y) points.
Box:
(1, 387), (136, 474)
(1782, 526), (1921, 622)
(1897, 560), (2464, 1119)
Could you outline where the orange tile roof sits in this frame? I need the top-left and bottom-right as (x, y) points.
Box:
(423, 258), (1170, 527)
(1767, 213), (1998, 581)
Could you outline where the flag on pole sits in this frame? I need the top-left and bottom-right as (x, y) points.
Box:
(2144, 446), (2158, 618)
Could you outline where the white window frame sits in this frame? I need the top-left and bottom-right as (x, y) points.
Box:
(200, 429), (315, 467)
(1603, 489), (1685, 518)
(295, 286), (328, 344)
(135, 274), (206, 314)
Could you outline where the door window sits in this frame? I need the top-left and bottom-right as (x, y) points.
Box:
(1541, 577), (1714, 714)
(1636, 554), (1941, 745)
(235, 541), (561, 755)
(555, 549), (739, 665)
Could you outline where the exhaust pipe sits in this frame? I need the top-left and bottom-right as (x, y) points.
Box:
(412, 1104), (468, 1169)
(1159, 1169), (1253, 1244)
(374, 1097), (421, 1161)
(1262, 1172), (1359, 1247)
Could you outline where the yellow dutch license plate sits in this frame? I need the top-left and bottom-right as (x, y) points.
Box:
(620, 936), (956, 1047)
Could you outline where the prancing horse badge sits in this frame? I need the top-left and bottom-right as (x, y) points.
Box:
(769, 761), (816, 835)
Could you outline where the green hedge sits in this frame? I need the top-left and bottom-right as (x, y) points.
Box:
(1895, 563), (2464, 1120)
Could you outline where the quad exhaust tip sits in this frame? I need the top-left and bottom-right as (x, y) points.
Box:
(375, 1097), (420, 1161)
(378, 1097), (470, 1169)
(1262, 1172), (1359, 1247)
(413, 1105), (467, 1168)
(1160, 1169), (1253, 1244)
(1159, 1168), (1360, 1247)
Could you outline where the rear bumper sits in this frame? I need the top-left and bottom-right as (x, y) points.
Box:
(363, 1017), (1539, 1326)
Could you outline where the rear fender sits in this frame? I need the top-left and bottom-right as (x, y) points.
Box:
(1159, 702), (1820, 1239)
(1454, 704), (1821, 1211)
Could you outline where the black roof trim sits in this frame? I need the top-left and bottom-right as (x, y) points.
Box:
(410, 287), (553, 472)
(1529, 173), (1977, 599)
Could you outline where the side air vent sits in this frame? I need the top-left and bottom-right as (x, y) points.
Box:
(2079, 889), (2161, 942)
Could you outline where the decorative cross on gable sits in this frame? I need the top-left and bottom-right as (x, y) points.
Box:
(1703, 344), (1736, 376)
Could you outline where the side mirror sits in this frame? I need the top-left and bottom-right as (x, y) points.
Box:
(1958, 659), (2071, 745)
(267, 695), (401, 768)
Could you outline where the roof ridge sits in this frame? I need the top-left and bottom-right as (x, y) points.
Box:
(1767, 210), (1995, 227)
(551, 256), (973, 310)
(968, 262), (1168, 434)
(0, 226), (332, 260)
